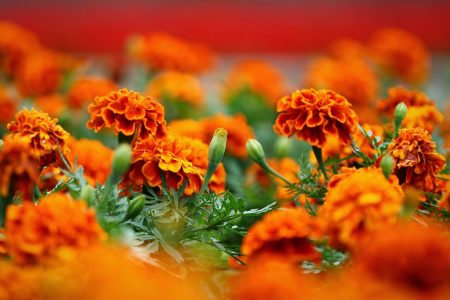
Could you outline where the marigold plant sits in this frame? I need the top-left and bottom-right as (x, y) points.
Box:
(388, 127), (446, 192)
(87, 88), (168, 141)
(274, 88), (358, 148)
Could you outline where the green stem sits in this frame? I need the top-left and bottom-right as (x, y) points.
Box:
(312, 146), (329, 182)
(199, 163), (219, 195)
(259, 160), (294, 186)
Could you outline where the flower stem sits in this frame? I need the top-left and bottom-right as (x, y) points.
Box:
(312, 146), (329, 182)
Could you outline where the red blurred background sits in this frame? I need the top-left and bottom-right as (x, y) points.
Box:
(1, 0), (450, 53)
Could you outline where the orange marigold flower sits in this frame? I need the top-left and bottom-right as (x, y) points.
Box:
(67, 138), (113, 186)
(320, 168), (404, 250)
(0, 135), (40, 200)
(388, 127), (446, 192)
(368, 28), (429, 84)
(378, 86), (435, 116)
(0, 85), (17, 124)
(15, 50), (62, 97)
(67, 77), (118, 109)
(120, 135), (203, 196)
(87, 88), (168, 141)
(5, 192), (106, 265)
(128, 32), (215, 73)
(402, 105), (443, 132)
(179, 137), (226, 194)
(327, 38), (366, 61)
(34, 93), (66, 117)
(224, 59), (286, 106)
(304, 57), (379, 107)
(7, 108), (70, 166)
(0, 21), (40, 76)
(241, 208), (323, 262)
(354, 222), (450, 292)
(145, 71), (204, 107)
(246, 158), (300, 202)
(274, 89), (358, 148)
(168, 119), (208, 141)
(201, 114), (254, 158)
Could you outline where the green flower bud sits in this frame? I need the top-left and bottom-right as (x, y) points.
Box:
(246, 139), (266, 164)
(80, 184), (96, 207)
(208, 128), (228, 165)
(380, 154), (394, 180)
(112, 143), (132, 177)
(123, 195), (146, 221)
(394, 102), (408, 124)
(0, 139), (3, 151)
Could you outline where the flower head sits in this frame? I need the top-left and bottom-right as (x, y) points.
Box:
(145, 71), (203, 107)
(128, 32), (215, 73)
(169, 119), (208, 141)
(304, 57), (379, 107)
(67, 138), (113, 186)
(388, 127), (446, 192)
(7, 108), (70, 166)
(5, 192), (106, 265)
(242, 208), (323, 262)
(120, 135), (204, 196)
(274, 89), (358, 148)
(67, 77), (118, 109)
(378, 87), (436, 116)
(0, 135), (40, 200)
(320, 168), (404, 250)
(402, 105), (443, 132)
(368, 28), (429, 84)
(224, 59), (286, 106)
(87, 88), (168, 141)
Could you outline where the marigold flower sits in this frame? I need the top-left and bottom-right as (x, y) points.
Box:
(0, 85), (17, 124)
(378, 86), (436, 116)
(354, 222), (450, 292)
(201, 114), (254, 158)
(67, 138), (113, 186)
(120, 135), (203, 196)
(87, 88), (168, 140)
(7, 108), (70, 166)
(0, 21), (40, 76)
(388, 127), (446, 192)
(241, 208), (323, 262)
(304, 57), (379, 107)
(34, 93), (66, 117)
(224, 59), (286, 106)
(5, 192), (106, 265)
(67, 77), (118, 109)
(15, 50), (62, 97)
(0, 135), (40, 200)
(320, 168), (404, 249)
(169, 119), (208, 141)
(145, 71), (204, 107)
(128, 32), (215, 73)
(368, 28), (429, 84)
(274, 89), (358, 148)
(401, 105), (443, 132)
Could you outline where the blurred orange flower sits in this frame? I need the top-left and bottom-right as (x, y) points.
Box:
(34, 93), (66, 117)
(120, 135), (203, 196)
(224, 59), (286, 106)
(169, 119), (208, 141)
(87, 88), (168, 141)
(15, 50), (62, 97)
(7, 108), (70, 166)
(0, 135), (40, 200)
(274, 89), (358, 148)
(67, 77), (118, 109)
(242, 208), (323, 262)
(304, 57), (379, 107)
(145, 71), (204, 107)
(402, 105), (443, 132)
(0, 85), (17, 124)
(201, 114), (254, 158)
(320, 168), (404, 250)
(128, 32), (215, 73)
(5, 192), (106, 265)
(327, 38), (366, 61)
(388, 127), (446, 192)
(68, 138), (113, 186)
(368, 28), (429, 84)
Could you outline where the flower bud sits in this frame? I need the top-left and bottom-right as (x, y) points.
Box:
(80, 184), (96, 207)
(246, 139), (266, 164)
(394, 102), (408, 122)
(208, 128), (227, 165)
(123, 195), (146, 221)
(380, 154), (394, 180)
(112, 143), (132, 177)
